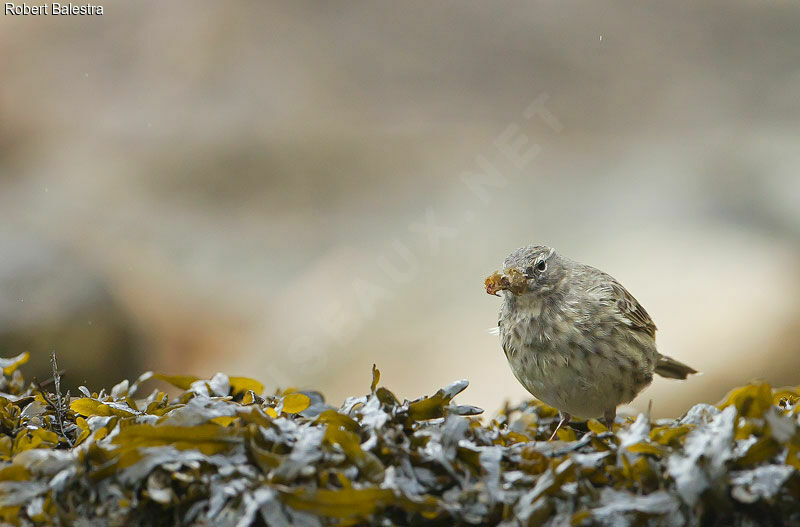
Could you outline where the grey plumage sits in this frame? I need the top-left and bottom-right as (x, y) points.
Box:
(490, 245), (696, 437)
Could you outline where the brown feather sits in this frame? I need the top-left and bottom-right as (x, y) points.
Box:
(598, 277), (657, 338)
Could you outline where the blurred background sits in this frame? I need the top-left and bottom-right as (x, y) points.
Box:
(1, 1), (798, 417)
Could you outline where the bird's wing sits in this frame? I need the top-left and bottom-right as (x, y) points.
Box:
(587, 271), (657, 338)
(608, 279), (657, 338)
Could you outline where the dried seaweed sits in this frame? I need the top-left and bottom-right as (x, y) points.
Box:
(0, 353), (798, 526)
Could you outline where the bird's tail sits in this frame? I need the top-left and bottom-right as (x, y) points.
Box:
(655, 354), (697, 380)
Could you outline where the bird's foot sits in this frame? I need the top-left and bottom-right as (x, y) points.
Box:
(548, 412), (571, 441)
(603, 410), (616, 432)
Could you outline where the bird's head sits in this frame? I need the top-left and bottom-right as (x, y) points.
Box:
(485, 245), (564, 297)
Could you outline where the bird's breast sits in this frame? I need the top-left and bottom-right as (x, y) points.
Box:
(497, 296), (658, 418)
(500, 298), (577, 354)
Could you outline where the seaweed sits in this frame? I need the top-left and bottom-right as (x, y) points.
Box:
(0, 353), (798, 526)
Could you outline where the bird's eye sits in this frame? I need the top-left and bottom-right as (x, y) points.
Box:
(536, 260), (547, 272)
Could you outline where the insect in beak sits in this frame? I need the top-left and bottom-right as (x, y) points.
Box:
(484, 268), (527, 296)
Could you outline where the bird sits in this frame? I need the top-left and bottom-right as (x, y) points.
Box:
(485, 245), (697, 440)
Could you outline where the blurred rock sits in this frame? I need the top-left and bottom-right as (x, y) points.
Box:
(0, 232), (141, 391)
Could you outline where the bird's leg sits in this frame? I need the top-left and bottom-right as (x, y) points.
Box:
(549, 412), (571, 441)
(603, 409), (616, 432)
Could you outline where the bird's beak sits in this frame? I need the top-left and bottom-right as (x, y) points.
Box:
(485, 268), (527, 296)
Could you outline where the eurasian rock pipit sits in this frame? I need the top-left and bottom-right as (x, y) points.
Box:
(486, 245), (697, 439)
